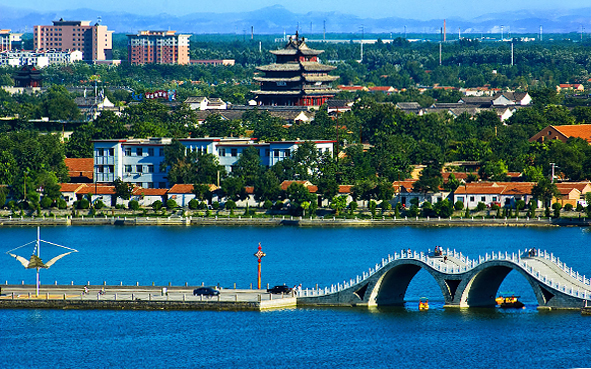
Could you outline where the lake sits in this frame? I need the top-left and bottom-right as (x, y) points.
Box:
(1, 225), (591, 368)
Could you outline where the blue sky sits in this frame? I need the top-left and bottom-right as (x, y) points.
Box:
(2, 0), (587, 20)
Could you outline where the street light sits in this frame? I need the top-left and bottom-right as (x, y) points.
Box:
(254, 243), (266, 289)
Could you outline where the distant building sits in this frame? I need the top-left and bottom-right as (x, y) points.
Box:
(0, 29), (23, 52)
(190, 59), (235, 66)
(127, 30), (190, 65)
(529, 124), (591, 144)
(92, 137), (335, 188)
(13, 65), (42, 87)
(252, 32), (339, 107)
(0, 50), (83, 68)
(33, 19), (113, 62)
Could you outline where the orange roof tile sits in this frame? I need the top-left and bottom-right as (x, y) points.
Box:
(339, 185), (353, 194)
(76, 185), (115, 195)
(550, 125), (591, 143)
(65, 158), (94, 180)
(59, 183), (85, 193)
(280, 180), (313, 191)
(133, 188), (168, 196)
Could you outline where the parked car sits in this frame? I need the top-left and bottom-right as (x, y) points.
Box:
(267, 285), (292, 294)
(193, 287), (220, 296)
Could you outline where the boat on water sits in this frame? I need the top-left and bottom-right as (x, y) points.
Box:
(495, 294), (525, 309)
(419, 297), (429, 310)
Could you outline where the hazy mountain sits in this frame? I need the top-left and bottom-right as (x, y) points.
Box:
(1, 4), (589, 35)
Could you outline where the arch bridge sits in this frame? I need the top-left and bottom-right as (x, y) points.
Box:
(297, 249), (591, 309)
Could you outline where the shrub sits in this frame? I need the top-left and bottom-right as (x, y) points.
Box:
(198, 201), (207, 210)
(564, 203), (574, 211)
(94, 200), (105, 210)
(407, 204), (419, 217)
(552, 202), (562, 218)
(40, 197), (53, 209)
(369, 200), (377, 216)
(272, 200), (283, 210)
(263, 200), (273, 210)
(57, 199), (67, 209)
(166, 199), (177, 209)
(128, 200), (140, 211)
(212, 201), (220, 210)
(152, 200), (163, 210)
(454, 201), (464, 211)
(476, 202), (486, 212)
(77, 198), (90, 209)
(188, 199), (199, 210)
(225, 200), (236, 215)
(576, 203), (584, 212)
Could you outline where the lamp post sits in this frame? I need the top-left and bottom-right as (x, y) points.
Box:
(254, 243), (266, 289)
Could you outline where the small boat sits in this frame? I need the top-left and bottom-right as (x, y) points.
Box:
(419, 297), (429, 310)
(495, 294), (525, 309)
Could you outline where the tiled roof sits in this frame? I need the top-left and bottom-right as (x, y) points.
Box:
(133, 188), (168, 196)
(553, 124), (591, 143)
(168, 184), (218, 194)
(339, 185), (353, 194)
(280, 180), (313, 191)
(76, 185), (115, 195)
(65, 158), (94, 180)
(59, 183), (85, 193)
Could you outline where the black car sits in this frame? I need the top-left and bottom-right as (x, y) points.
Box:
(193, 287), (220, 296)
(267, 285), (293, 294)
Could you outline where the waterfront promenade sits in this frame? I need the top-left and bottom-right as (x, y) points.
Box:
(0, 214), (589, 227)
(0, 284), (297, 311)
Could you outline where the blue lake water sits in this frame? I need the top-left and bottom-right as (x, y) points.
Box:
(1, 225), (591, 368)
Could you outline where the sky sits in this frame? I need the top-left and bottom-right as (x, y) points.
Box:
(1, 0), (588, 20)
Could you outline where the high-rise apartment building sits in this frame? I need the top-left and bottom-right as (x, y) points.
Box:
(127, 31), (190, 65)
(0, 29), (23, 52)
(33, 19), (113, 61)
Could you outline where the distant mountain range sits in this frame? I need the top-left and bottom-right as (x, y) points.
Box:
(1, 4), (590, 35)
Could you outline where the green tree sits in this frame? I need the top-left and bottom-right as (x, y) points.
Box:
(330, 195), (348, 215)
(113, 177), (134, 202)
(232, 146), (262, 185)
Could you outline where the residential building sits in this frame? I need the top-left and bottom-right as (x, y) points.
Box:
(0, 50), (83, 68)
(184, 96), (227, 110)
(33, 19), (113, 61)
(557, 84), (584, 92)
(64, 158), (94, 183)
(0, 30), (23, 52)
(529, 124), (591, 144)
(127, 30), (190, 65)
(93, 137), (335, 188)
(190, 59), (235, 66)
(252, 32), (339, 106)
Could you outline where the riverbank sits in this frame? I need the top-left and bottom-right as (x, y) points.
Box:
(0, 214), (588, 227)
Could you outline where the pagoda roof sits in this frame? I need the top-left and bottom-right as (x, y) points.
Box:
(251, 90), (302, 95)
(253, 76), (302, 82)
(270, 33), (324, 56)
(257, 63), (302, 72)
(303, 75), (339, 82)
(301, 62), (336, 72)
(303, 88), (340, 95)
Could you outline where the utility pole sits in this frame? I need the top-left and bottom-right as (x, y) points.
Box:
(550, 163), (556, 183)
(511, 41), (514, 66)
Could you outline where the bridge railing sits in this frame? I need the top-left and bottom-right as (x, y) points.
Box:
(297, 247), (591, 299)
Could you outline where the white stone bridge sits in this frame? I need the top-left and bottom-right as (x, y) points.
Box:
(297, 248), (591, 309)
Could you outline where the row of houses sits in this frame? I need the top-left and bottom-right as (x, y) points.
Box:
(57, 179), (591, 211)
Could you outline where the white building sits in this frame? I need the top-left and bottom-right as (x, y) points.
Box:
(0, 50), (83, 68)
(93, 137), (335, 188)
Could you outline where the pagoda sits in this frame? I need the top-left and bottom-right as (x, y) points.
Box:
(252, 32), (339, 107)
(13, 65), (43, 88)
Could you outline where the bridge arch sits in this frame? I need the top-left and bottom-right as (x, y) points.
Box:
(458, 261), (547, 308)
(368, 260), (450, 307)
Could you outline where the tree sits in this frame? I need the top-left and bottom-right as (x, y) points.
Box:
(433, 199), (453, 218)
(330, 195), (348, 215)
(221, 176), (247, 202)
(232, 146), (262, 185)
(478, 159), (508, 181)
(253, 170), (281, 204)
(531, 178), (560, 209)
(413, 161), (443, 194)
(285, 182), (315, 215)
(444, 173), (461, 192)
(113, 177), (134, 201)
(192, 184), (213, 202)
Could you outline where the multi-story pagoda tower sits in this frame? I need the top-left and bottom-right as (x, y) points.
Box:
(252, 32), (339, 107)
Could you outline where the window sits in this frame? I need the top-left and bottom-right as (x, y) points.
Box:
(136, 165), (143, 173)
(481, 196), (486, 202)
(97, 148), (104, 156)
(136, 148), (143, 156)
(148, 148), (154, 156)
(136, 182), (143, 187)
(492, 196), (498, 202)
(470, 196), (475, 202)
(457, 196), (464, 203)
(159, 182), (166, 189)
(147, 165), (154, 173)
(285, 149), (291, 157)
(147, 182), (154, 189)
(109, 148), (114, 156)
(159, 148), (164, 156)
(125, 165), (132, 173)
(231, 148), (238, 157)
(219, 148), (226, 156)
(274, 150), (279, 157)
(108, 166), (114, 173)
(125, 148), (131, 156)
(97, 166), (104, 173)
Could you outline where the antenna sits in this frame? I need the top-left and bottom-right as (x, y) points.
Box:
(511, 41), (514, 66)
(443, 19), (446, 42)
(501, 25), (504, 41)
(97, 16), (102, 25)
(404, 25), (407, 39)
(539, 25), (543, 41)
(251, 26), (254, 40)
(323, 20), (326, 41)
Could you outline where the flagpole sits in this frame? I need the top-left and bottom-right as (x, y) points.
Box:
(36, 227), (40, 296)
